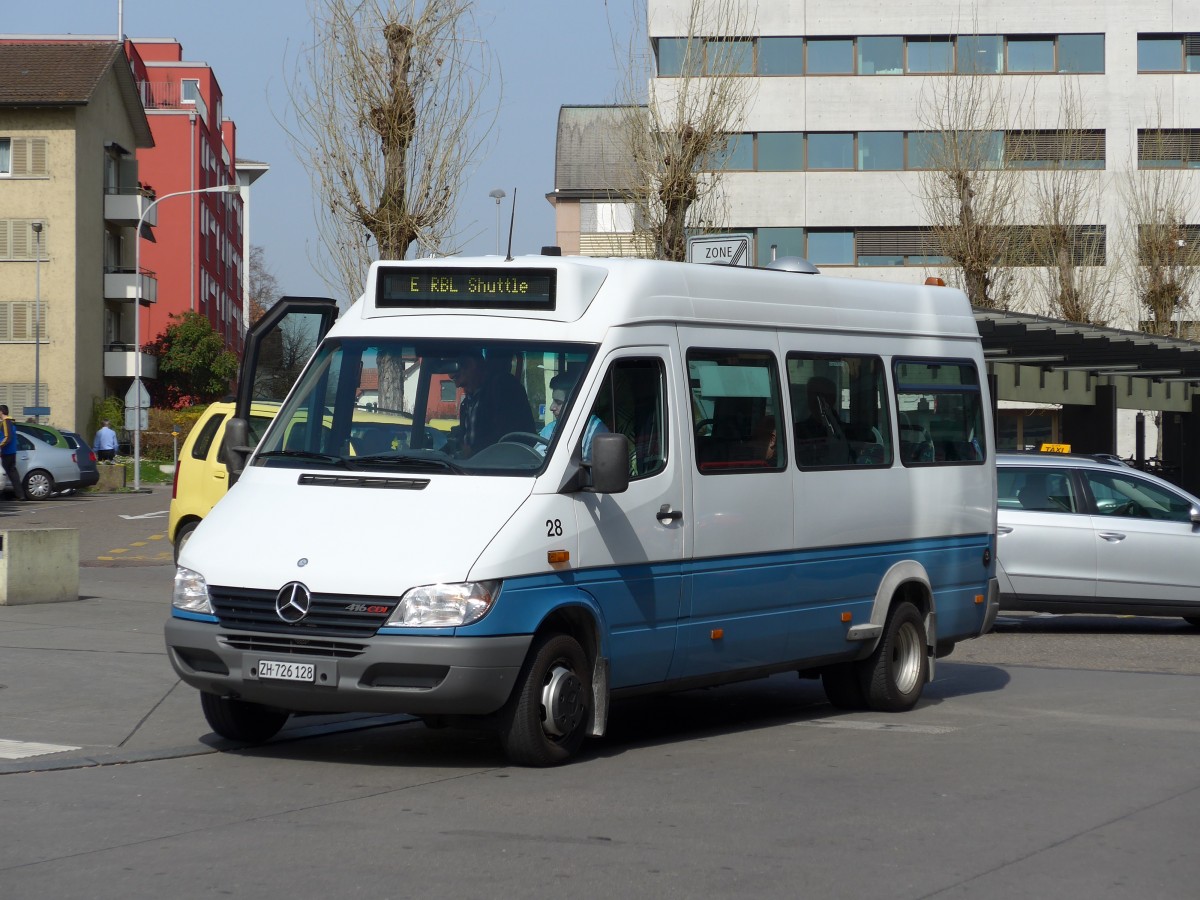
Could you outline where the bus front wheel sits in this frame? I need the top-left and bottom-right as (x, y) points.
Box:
(499, 633), (590, 767)
(861, 601), (928, 712)
(200, 692), (289, 743)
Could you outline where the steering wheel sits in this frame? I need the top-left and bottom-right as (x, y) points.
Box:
(694, 418), (714, 438)
(497, 431), (550, 450)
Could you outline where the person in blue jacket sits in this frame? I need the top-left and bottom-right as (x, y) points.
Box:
(0, 405), (27, 500)
(538, 368), (608, 459)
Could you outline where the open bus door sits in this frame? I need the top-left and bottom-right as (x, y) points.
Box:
(223, 296), (339, 479)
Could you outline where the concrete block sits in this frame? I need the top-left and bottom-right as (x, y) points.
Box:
(96, 464), (127, 491)
(0, 529), (79, 605)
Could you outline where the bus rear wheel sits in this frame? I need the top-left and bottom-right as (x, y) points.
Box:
(499, 633), (590, 767)
(860, 601), (928, 712)
(200, 692), (289, 743)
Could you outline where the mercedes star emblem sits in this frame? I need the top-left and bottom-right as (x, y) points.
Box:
(275, 582), (312, 624)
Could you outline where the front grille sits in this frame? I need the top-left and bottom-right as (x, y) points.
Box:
(210, 586), (397, 638)
(219, 633), (368, 658)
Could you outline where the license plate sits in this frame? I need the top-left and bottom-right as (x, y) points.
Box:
(257, 660), (315, 682)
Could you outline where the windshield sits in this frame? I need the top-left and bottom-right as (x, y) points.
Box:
(253, 337), (597, 476)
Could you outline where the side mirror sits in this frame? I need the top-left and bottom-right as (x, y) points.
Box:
(587, 433), (630, 495)
(223, 417), (253, 480)
(1191, 506), (1200, 526)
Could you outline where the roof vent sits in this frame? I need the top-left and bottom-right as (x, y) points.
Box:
(541, 246), (562, 256)
(766, 256), (820, 275)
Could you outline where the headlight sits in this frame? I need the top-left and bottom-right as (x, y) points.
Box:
(173, 566), (214, 614)
(387, 581), (500, 627)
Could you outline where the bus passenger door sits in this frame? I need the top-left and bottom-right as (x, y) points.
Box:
(573, 348), (687, 689)
(670, 335), (795, 680)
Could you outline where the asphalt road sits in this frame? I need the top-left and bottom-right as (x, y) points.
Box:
(1, 488), (1198, 899)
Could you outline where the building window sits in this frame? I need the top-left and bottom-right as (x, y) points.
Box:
(806, 230), (855, 265)
(806, 38), (854, 74)
(181, 78), (201, 103)
(0, 220), (48, 261)
(757, 132), (804, 171)
(755, 227), (804, 266)
(0, 301), (45, 341)
(656, 38), (700, 76)
(1007, 130), (1106, 170)
(858, 36), (904, 75)
(956, 35), (1003, 74)
(758, 37), (804, 75)
(907, 37), (954, 73)
(1058, 34), (1104, 72)
(709, 133), (753, 170)
(806, 133), (854, 170)
(1138, 129), (1200, 168)
(1007, 36), (1056, 73)
(0, 137), (48, 177)
(858, 132), (905, 170)
(706, 38), (753, 75)
(1138, 33), (1200, 71)
(0, 138), (9, 175)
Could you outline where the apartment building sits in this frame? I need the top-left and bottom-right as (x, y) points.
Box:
(0, 35), (258, 434)
(552, 0), (1200, 456)
(0, 40), (153, 433)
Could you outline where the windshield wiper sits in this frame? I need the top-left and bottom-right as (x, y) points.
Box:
(256, 449), (348, 467)
(349, 453), (466, 475)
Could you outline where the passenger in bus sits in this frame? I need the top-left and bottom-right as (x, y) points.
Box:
(450, 350), (535, 457)
(794, 376), (852, 466)
(538, 369), (608, 459)
(750, 415), (778, 463)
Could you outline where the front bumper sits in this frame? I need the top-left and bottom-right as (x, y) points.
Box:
(165, 617), (532, 716)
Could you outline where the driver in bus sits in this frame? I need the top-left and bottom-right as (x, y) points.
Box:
(449, 350), (535, 457)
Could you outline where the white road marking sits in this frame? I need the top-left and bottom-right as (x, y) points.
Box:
(119, 510), (169, 520)
(797, 719), (958, 735)
(0, 739), (81, 760)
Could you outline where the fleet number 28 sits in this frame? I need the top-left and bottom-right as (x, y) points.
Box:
(545, 519), (563, 537)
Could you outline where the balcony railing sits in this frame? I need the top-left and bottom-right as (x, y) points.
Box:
(138, 80), (208, 123)
(103, 347), (158, 379)
(103, 267), (158, 304)
(104, 189), (157, 227)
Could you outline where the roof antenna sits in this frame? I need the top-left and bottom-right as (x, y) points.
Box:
(504, 187), (517, 261)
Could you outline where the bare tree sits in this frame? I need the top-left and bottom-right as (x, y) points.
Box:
(1024, 79), (1115, 324)
(616, 0), (757, 261)
(1118, 117), (1200, 337)
(916, 58), (1029, 308)
(247, 245), (281, 326)
(285, 0), (495, 300)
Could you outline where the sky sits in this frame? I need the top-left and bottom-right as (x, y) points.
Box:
(4, 1), (637, 299)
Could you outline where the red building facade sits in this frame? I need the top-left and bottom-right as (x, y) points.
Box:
(127, 38), (245, 357)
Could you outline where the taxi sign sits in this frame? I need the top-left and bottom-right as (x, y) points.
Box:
(1040, 442), (1071, 453)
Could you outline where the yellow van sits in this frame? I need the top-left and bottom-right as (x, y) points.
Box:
(169, 402), (277, 562)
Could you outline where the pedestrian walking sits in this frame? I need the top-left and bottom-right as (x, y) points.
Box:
(0, 404), (27, 500)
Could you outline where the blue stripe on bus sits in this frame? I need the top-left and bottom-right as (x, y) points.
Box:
(378, 533), (991, 690)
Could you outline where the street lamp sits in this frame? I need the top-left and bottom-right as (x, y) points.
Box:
(488, 188), (506, 255)
(132, 183), (240, 490)
(31, 222), (43, 425)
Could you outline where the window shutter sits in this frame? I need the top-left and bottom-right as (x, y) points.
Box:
(11, 139), (28, 175)
(0, 303), (10, 341)
(28, 138), (47, 175)
(0, 220), (9, 260)
(10, 220), (29, 260)
(855, 228), (939, 257)
(11, 302), (29, 340)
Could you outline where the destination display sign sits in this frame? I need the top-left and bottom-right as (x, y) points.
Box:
(376, 267), (556, 310)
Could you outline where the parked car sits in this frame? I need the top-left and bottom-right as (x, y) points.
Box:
(14, 421), (69, 449)
(61, 430), (100, 491)
(169, 402), (277, 563)
(0, 431), (83, 499)
(997, 451), (1200, 626)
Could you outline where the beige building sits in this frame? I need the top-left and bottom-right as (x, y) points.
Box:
(0, 41), (153, 434)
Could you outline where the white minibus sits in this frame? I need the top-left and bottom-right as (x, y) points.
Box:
(166, 254), (999, 766)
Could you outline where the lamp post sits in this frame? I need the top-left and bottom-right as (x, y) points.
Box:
(31, 222), (43, 425)
(488, 188), (506, 254)
(132, 183), (240, 490)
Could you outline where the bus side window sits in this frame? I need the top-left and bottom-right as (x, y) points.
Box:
(687, 349), (785, 473)
(787, 354), (892, 469)
(589, 358), (668, 479)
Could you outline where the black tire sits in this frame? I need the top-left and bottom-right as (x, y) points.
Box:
(821, 663), (868, 710)
(1183, 617), (1200, 628)
(173, 520), (199, 565)
(23, 469), (53, 501)
(200, 692), (289, 743)
(499, 633), (591, 767)
(860, 601), (929, 712)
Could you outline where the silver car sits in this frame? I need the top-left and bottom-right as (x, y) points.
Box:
(997, 452), (1200, 626)
(0, 431), (83, 500)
